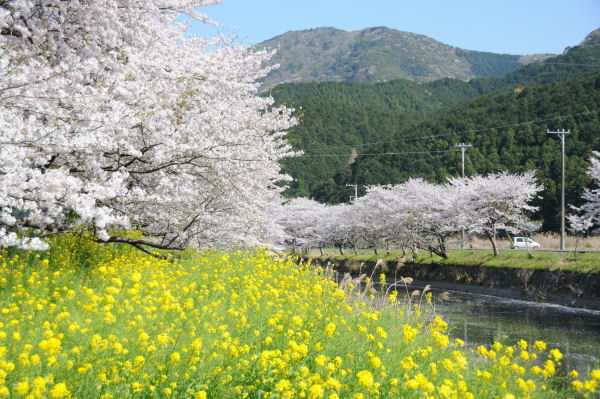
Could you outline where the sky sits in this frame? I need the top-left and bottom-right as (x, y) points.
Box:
(188, 0), (600, 55)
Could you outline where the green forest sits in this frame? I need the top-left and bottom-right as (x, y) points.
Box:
(272, 45), (600, 231)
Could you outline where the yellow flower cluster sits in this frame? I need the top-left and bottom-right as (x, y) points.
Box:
(0, 234), (597, 398)
(570, 367), (600, 396)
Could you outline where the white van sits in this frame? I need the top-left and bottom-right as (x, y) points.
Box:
(510, 237), (540, 249)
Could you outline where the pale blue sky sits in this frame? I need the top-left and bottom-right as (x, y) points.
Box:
(188, 0), (599, 55)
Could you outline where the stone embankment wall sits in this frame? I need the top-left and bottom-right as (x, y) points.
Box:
(311, 258), (600, 310)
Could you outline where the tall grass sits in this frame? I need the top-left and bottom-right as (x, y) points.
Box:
(0, 234), (597, 398)
(461, 233), (600, 250)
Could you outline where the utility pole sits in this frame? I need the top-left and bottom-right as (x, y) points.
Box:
(455, 143), (472, 178)
(455, 143), (472, 249)
(346, 183), (358, 203)
(547, 129), (570, 251)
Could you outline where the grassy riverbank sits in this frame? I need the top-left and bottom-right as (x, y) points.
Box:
(307, 248), (600, 274)
(1, 235), (599, 398)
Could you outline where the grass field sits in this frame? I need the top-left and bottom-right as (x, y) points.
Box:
(0, 234), (598, 398)
(306, 246), (600, 274)
(466, 233), (600, 251)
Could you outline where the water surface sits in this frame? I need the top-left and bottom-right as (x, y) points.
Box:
(430, 288), (600, 374)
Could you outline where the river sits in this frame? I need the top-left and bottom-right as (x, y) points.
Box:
(339, 271), (600, 375)
(426, 287), (600, 374)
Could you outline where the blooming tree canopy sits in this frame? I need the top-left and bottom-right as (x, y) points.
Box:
(568, 151), (600, 234)
(276, 173), (540, 258)
(315, 203), (353, 255)
(354, 180), (463, 258)
(277, 198), (327, 251)
(1, 1), (296, 251)
(449, 171), (541, 256)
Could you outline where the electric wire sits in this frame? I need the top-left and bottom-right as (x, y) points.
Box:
(302, 149), (460, 158)
(453, 57), (600, 67)
(303, 109), (600, 154)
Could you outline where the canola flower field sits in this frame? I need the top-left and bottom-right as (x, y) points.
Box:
(0, 234), (599, 398)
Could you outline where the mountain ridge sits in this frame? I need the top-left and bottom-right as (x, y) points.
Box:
(581, 28), (600, 46)
(257, 26), (553, 90)
(270, 44), (600, 117)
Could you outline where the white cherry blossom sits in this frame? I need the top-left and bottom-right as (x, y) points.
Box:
(1, 1), (297, 251)
(568, 151), (600, 234)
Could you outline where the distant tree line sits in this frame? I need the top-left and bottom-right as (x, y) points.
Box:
(277, 172), (541, 258)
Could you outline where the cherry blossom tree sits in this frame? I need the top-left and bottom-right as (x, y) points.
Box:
(411, 181), (464, 259)
(352, 193), (387, 255)
(568, 151), (600, 236)
(449, 172), (541, 257)
(305, 203), (359, 255)
(277, 198), (328, 253)
(352, 180), (462, 258)
(1, 1), (297, 252)
(286, 201), (369, 256)
(275, 175), (540, 259)
(352, 184), (417, 256)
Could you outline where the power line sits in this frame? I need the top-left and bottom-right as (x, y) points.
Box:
(455, 57), (600, 67)
(305, 109), (599, 152)
(301, 149), (460, 158)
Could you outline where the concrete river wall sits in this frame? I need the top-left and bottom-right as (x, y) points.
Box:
(310, 257), (600, 310)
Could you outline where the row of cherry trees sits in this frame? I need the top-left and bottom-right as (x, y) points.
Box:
(278, 172), (542, 257)
(1, 1), (297, 253)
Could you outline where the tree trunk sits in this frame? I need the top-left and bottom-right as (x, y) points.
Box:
(427, 245), (448, 259)
(373, 247), (378, 255)
(487, 231), (499, 257)
(432, 236), (449, 259)
(319, 246), (324, 256)
(338, 245), (344, 255)
(353, 242), (358, 255)
(410, 244), (419, 257)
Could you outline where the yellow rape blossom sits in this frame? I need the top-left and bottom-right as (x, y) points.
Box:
(324, 323), (336, 337)
(356, 370), (374, 389)
(49, 382), (70, 398)
(0, 236), (594, 399)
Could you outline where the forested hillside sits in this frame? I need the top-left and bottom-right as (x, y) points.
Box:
(271, 45), (600, 114)
(270, 78), (481, 115)
(469, 44), (600, 92)
(280, 99), (406, 200)
(347, 71), (600, 231)
(277, 58), (600, 231)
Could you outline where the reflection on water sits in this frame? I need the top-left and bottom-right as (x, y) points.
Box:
(431, 289), (600, 374)
(347, 276), (600, 374)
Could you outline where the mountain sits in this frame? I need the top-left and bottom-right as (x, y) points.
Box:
(581, 28), (600, 46)
(270, 43), (600, 117)
(257, 26), (551, 90)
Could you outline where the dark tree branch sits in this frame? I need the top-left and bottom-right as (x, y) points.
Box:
(98, 236), (186, 260)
